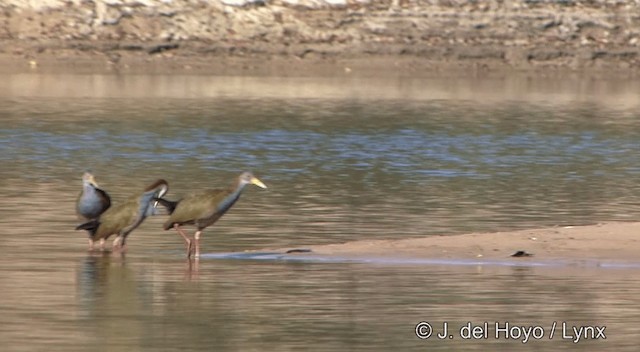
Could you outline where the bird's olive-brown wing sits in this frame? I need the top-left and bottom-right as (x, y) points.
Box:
(166, 189), (231, 226)
(93, 197), (138, 240)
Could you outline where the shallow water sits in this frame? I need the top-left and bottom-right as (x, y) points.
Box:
(1, 73), (639, 351)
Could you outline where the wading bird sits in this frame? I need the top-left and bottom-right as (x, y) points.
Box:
(156, 172), (267, 258)
(76, 179), (169, 251)
(76, 172), (111, 221)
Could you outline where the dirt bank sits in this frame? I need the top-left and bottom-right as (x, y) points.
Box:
(276, 222), (640, 264)
(1, 0), (640, 75)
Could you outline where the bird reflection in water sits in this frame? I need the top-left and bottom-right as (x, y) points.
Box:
(184, 257), (200, 280)
(75, 252), (151, 343)
(76, 252), (115, 309)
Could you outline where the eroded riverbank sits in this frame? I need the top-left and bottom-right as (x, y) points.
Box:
(2, 1), (640, 76)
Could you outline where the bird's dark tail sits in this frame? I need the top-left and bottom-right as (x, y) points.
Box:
(76, 219), (99, 236)
(154, 197), (179, 214)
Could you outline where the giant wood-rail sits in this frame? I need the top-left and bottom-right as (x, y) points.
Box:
(76, 172), (111, 221)
(156, 172), (267, 258)
(76, 179), (169, 251)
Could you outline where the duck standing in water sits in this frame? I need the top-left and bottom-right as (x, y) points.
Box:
(76, 179), (169, 251)
(76, 172), (111, 250)
(156, 172), (267, 259)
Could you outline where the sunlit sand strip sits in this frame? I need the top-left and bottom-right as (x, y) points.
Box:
(203, 222), (640, 269)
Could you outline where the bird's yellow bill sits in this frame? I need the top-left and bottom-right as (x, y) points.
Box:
(88, 174), (99, 187)
(251, 177), (267, 189)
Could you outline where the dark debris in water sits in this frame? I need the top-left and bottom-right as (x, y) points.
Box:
(285, 248), (313, 254)
(511, 250), (534, 258)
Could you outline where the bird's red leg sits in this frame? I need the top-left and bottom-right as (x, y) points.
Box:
(112, 236), (121, 249)
(194, 230), (202, 259)
(88, 239), (95, 251)
(112, 236), (128, 253)
(99, 238), (106, 251)
(173, 224), (193, 258)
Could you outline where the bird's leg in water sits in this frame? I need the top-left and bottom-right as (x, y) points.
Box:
(88, 239), (95, 251)
(173, 224), (193, 257)
(112, 235), (122, 249)
(194, 231), (202, 259)
(99, 238), (106, 251)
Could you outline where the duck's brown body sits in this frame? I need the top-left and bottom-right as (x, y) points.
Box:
(158, 172), (266, 258)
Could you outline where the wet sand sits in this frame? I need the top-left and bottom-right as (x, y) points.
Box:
(0, 52), (569, 77)
(275, 222), (640, 265)
(3, 52), (639, 79)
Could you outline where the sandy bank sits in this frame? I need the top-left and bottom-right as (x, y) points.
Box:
(275, 222), (640, 265)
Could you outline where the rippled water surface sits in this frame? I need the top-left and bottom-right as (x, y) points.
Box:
(1, 73), (639, 351)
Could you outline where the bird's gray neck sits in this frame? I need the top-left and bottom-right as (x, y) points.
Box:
(217, 183), (247, 213)
(81, 183), (98, 198)
(140, 188), (164, 217)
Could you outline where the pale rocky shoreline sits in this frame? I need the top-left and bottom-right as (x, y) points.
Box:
(2, 0), (640, 75)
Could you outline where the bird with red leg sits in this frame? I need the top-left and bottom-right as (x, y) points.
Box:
(156, 172), (267, 259)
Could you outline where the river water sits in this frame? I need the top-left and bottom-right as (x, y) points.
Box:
(1, 73), (639, 351)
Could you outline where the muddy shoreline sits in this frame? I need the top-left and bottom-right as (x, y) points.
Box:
(3, 39), (640, 78)
(2, 1), (640, 76)
(273, 222), (640, 264)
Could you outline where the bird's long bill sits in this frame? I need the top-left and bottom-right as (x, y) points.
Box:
(153, 188), (168, 209)
(251, 177), (267, 189)
(88, 174), (99, 187)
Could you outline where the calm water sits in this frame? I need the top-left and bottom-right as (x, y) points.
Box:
(1, 73), (640, 351)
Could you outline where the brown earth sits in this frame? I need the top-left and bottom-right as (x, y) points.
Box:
(275, 222), (640, 265)
(1, 0), (640, 76)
